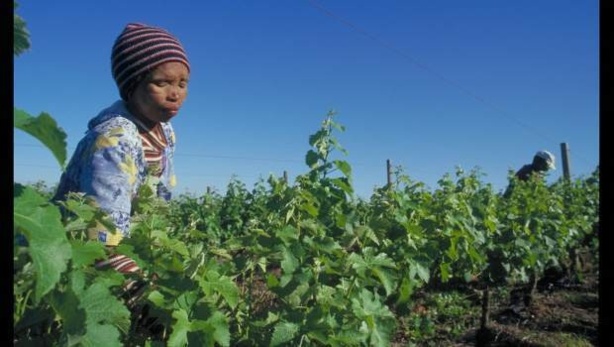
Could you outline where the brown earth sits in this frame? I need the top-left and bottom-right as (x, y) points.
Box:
(392, 254), (601, 347)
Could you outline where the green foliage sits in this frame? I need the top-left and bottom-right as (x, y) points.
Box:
(351, 289), (397, 346)
(14, 188), (133, 345)
(77, 282), (132, 345)
(219, 177), (252, 237)
(13, 83), (599, 346)
(270, 321), (299, 346)
(14, 184), (72, 301)
(14, 108), (68, 169)
(14, 1), (30, 56)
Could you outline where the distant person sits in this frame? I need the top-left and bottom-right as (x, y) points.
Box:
(502, 150), (556, 314)
(503, 150), (556, 197)
(53, 22), (190, 306)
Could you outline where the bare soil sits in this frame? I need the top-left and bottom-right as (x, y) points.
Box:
(392, 254), (601, 347)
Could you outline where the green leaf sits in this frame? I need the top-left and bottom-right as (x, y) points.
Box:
(14, 2), (31, 56)
(83, 323), (123, 347)
(309, 129), (325, 147)
(331, 330), (367, 346)
(151, 229), (190, 257)
(331, 177), (353, 195)
(173, 292), (199, 313)
(71, 271), (86, 296)
(439, 262), (451, 282)
(207, 311), (231, 347)
(348, 253), (367, 277)
(14, 184), (72, 301)
(409, 261), (430, 283)
(270, 321), (300, 346)
(357, 225), (380, 246)
(371, 267), (396, 297)
(300, 201), (319, 217)
(61, 193), (117, 233)
(14, 108), (68, 169)
(333, 160), (352, 177)
(71, 241), (106, 268)
(348, 250), (397, 296)
(350, 289), (396, 347)
(199, 271), (241, 309)
(168, 309), (190, 347)
(275, 225), (299, 245)
(147, 290), (166, 307)
(308, 236), (342, 254)
(280, 245), (300, 274)
(81, 282), (131, 329)
(306, 150), (319, 168)
(287, 282), (310, 307)
(79, 282), (131, 346)
(49, 289), (87, 341)
(395, 278), (415, 304)
(314, 285), (341, 308)
(349, 249), (396, 276)
(190, 311), (230, 347)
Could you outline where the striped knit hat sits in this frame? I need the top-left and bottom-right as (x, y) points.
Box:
(111, 23), (190, 100)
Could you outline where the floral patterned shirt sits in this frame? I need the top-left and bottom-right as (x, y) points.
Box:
(54, 100), (176, 244)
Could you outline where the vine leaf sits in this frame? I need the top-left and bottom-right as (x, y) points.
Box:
(14, 107), (68, 169)
(270, 321), (299, 346)
(79, 282), (131, 346)
(49, 289), (86, 345)
(14, 184), (72, 301)
(168, 309), (190, 347)
(198, 271), (240, 309)
(190, 311), (231, 347)
(348, 248), (397, 297)
(71, 241), (107, 268)
(351, 289), (396, 347)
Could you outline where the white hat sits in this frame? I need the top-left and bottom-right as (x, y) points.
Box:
(535, 150), (556, 170)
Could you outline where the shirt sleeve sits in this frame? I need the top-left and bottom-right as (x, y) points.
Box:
(79, 126), (140, 240)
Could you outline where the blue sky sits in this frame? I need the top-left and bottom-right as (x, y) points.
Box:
(13, 0), (599, 199)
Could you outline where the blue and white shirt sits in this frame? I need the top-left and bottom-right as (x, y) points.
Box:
(54, 100), (176, 244)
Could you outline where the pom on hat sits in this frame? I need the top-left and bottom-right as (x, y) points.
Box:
(111, 22), (190, 100)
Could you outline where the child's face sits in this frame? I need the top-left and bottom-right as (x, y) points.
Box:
(129, 61), (190, 123)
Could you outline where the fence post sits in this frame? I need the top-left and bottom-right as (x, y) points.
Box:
(386, 159), (392, 188)
(560, 142), (571, 181)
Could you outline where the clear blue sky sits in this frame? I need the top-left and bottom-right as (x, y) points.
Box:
(13, 0), (599, 199)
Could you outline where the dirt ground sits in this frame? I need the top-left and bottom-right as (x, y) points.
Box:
(469, 275), (598, 346)
(394, 254), (601, 347)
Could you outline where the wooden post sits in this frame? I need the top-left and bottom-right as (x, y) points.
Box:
(560, 142), (571, 181)
(386, 159), (392, 188)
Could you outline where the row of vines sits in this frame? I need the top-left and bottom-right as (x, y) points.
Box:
(14, 112), (599, 346)
(14, 5), (598, 346)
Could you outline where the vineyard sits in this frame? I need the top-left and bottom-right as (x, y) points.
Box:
(14, 111), (599, 346)
(14, 6), (600, 347)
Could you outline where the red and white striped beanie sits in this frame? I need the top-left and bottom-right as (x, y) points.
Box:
(111, 22), (190, 100)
